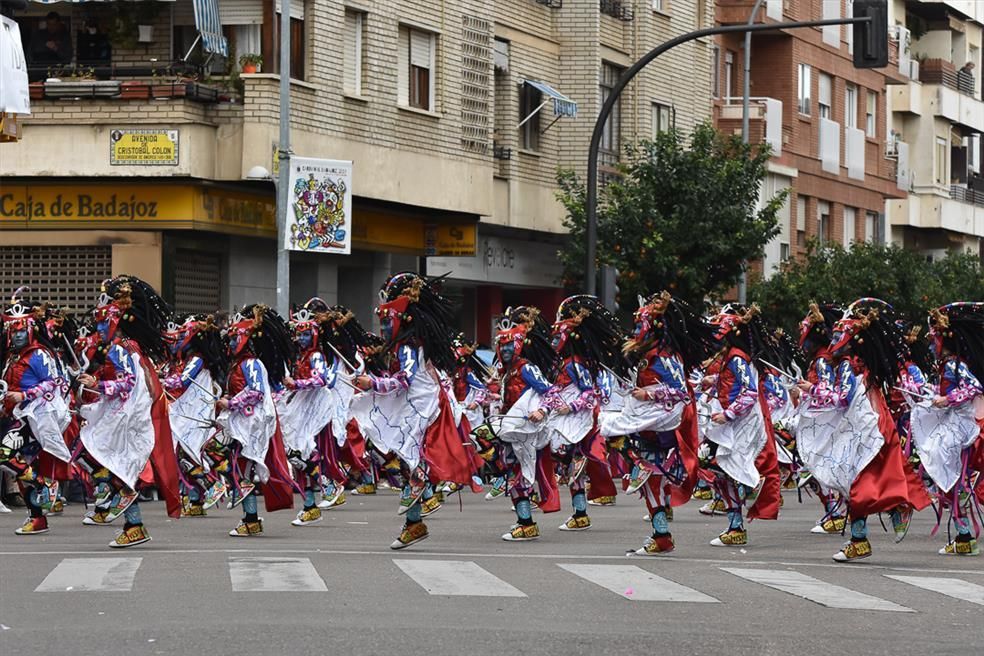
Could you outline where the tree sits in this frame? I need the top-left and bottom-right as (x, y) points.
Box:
(749, 240), (983, 333)
(556, 122), (786, 308)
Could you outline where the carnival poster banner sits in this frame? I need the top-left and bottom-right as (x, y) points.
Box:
(286, 157), (353, 255)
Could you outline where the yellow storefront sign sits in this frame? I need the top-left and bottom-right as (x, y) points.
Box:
(0, 184), (276, 237)
(427, 224), (477, 256)
(110, 129), (179, 166)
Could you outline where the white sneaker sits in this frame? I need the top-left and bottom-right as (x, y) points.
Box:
(0, 499), (11, 513)
(317, 485), (345, 509)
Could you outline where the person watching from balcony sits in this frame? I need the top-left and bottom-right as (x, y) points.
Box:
(31, 11), (72, 64)
(77, 19), (111, 65)
(957, 61), (975, 96)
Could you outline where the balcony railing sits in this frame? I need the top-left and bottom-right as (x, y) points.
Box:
(533, 0), (563, 7)
(950, 184), (984, 207)
(920, 58), (977, 97)
(600, 0), (634, 21)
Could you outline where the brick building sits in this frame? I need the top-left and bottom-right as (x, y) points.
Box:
(1, 0), (715, 342)
(715, 0), (911, 278)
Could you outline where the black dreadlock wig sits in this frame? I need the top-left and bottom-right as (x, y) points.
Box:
(232, 304), (296, 387)
(768, 327), (806, 377)
(714, 304), (779, 377)
(320, 304), (387, 376)
(799, 302), (844, 357)
(930, 302), (984, 384)
(554, 295), (628, 379)
(504, 305), (558, 380)
(378, 272), (457, 373)
(897, 320), (934, 377)
(100, 275), (172, 363)
(837, 299), (911, 393)
(452, 332), (491, 380)
(176, 314), (228, 384)
(626, 292), (717, 374)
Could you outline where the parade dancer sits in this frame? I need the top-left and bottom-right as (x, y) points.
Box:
(911, 303), (984, 556)
(493, 306), (560, 541)
(76, 276), (182, 547)
(279, 302), (340, 526)
(704, 305), (782, 547)
(216, 305), (296, 537)
(603, 292), (714, 555)
(1, 293), (72, 535)
(544, 295), (626, 533)
(162, 314), (227, 517)
(797, 303), (848, 534)
(351, 273), (478, 549)
(797, 301), (931, 562)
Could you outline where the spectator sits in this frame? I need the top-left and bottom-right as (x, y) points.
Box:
(957, 61), (975, 95)
(76, 20), (111, 65)
(31, 11), (73, 64)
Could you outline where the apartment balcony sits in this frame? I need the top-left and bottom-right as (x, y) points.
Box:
(920, 59), (984, 132)
(715, 0), (786, 26)
(716, 98), (783, 155)
(889, 187), (984, 239)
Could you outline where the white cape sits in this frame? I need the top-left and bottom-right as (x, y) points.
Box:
(276, 385), (332, 459)
(910, 401), (981, 493)
(704, 397), (767, 488)
(14, 393), (72, 464)
(79, 352), (154, 489)
(216, 360), (277, 483)
(599, 387), (684, 438)
(349, 348), (440, 470)
(796, 389), (884, 497)
(168, 369), (216, 466)
(545, 384), (595, 450)
(496, 388), (550, 487)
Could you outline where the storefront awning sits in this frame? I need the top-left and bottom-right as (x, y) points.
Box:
(523, 80), (577, 118)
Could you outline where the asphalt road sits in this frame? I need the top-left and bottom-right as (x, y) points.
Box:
(1, 489), (981, 656)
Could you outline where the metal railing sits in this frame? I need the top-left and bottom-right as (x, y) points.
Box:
(950, 184), (984, 207)
(600, 0), (634, 21)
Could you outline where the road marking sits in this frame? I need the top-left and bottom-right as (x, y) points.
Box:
(393, 559), (526, 597)
(228, 557), (328, 592)
(559, 564), (719, 602)
(885, 575), (984, 606)
(721, 568), (913, 612)
(35, 557), (142, 592)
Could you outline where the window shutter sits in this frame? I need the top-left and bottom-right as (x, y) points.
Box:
(344, 12), (358, 92)
(275, 0), (305, 20)
(221, 0), (264, 25)
(410, 30), (432, 69)
(398, 27), (410, 105)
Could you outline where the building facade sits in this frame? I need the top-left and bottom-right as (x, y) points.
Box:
(715, 0), (912, 279)
(886, 0), (984, 260)
(1, 0), (715, 343)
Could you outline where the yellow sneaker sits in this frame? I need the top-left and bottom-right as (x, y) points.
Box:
(559, 515), (592, 531)
(83, 510), (114, 526)
(692, 487), (713, 501)
(938, 538), (980, 556)
(291, 507), (323, 526)
(109, 524), (151, 548)
(390, 521), (429, 549)
(352, 483), (376, 495)
(421, 495), (443, 517)
(502, 523), (541, 541)
(811, 515), (846, 534)
(587, 495), (616, 506)
(832, 538), (873, 562)
(699, 499), (728, 516)
(710, 528), (748, 547)
(229, 519), (264, 537)
(49, 498), (65, 515)
(15, 517), (49, 535)
(634, 533), (674, 556)
(181, 503), (207, 518)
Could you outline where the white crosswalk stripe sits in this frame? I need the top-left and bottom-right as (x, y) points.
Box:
(393, 559), (527, 597)
(721, 568), (913, 612)
(559, 564), (719, 602)
(228, 557), (328, 592)
(35, 557), (142, 592)
(885, 575), (984, 606)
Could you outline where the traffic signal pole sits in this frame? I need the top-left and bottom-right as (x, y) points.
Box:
(585, 14), (879, 299)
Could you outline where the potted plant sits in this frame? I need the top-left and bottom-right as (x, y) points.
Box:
(44, 67), (121, 99)
(150, 68), (187, 99)
(120, 79), (151, 100)
(239, 54), (262, 74)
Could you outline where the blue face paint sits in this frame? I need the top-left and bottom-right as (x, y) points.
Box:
(499, 342), (515, 364)
(10, 329), (29, 351)
(96, 319), (111, 342)
(380, 318), (393, 342)
(298, 331), (313, 349)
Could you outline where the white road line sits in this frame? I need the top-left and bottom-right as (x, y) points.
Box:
(393, 559), (526, 597)
(722, 568), (914, 612)
(885, 575), (984, 606)
(228, 557), (328, 592)
(559, 564), (719, 602)
(35, 557), (142, 592)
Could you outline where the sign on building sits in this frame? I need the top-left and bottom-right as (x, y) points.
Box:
(110, 129), (180, 166)
(286, 156), (353, 255)
(0, 15), (30, 116)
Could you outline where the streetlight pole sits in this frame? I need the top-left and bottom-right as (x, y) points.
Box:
(275, 1), (292, 317)
(737, 0), (767, 304)
(584, 16), (872, 297)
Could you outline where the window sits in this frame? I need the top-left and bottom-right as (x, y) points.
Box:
(724, 50), (736, 101)
(818, 73), (832, 119)
(398, 26), (436, 111)
(652, 102), (674, 136)
(864, 211), (877, 242)
(696, 0), (705, 27)
(711, 46), (720, 98)
(780, 243), (791, 262)
(935, 136), (949, 185)
(270, 1), (307, 80)
(519, 83), (541, 151)
(818, 201), (831, 245)
(796, 195), (807, 247)
(845, 83), (857, 128)
(798, 63), (811, 115)
(652, 0), (666, 12)
(343, 10), (365, 95)
(843, 207), (856, 244)
(600, 62), (624, 166)
(865, 91), (877, 137)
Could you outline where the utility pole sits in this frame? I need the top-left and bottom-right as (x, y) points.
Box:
(584, 9), (885, 297)
(275, 2), (291, 317)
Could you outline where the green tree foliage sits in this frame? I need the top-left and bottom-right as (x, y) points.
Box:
(749, 240), (983, 332)
(556, 123), (786, 308)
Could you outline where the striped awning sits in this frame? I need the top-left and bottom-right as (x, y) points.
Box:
(524, 80), (577, 118)
(192, 0), (227, 56)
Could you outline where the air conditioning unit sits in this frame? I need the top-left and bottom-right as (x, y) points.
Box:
(885, 139), (899, 159)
